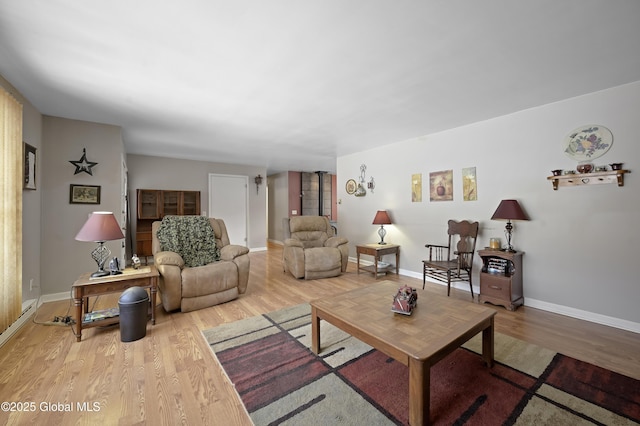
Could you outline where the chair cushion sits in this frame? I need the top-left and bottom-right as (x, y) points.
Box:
(156, 215), (220, 267)
(304, 247), (341, 272)
(181, 261), (238, 298)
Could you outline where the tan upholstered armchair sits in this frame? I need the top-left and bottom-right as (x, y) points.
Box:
(283, 216), (349, 279)
(152, 217), (250, 312)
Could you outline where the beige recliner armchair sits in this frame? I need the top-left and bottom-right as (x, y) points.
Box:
(283, 216), (349, 279)
(152, 217), (250, 312)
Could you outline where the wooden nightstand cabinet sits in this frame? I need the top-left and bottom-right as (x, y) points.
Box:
(478, 250), (524, 311)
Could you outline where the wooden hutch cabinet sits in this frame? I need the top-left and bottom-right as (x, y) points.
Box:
(136, 189), (201, 259)
(478, 249), (524, 311)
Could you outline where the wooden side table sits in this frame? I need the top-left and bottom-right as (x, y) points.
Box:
(356, 243), (400, 278)
(478, 250), (524, 311)
(71, 265), (159, 342)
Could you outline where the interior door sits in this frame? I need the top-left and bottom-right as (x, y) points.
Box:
(208, 174), (248, 246)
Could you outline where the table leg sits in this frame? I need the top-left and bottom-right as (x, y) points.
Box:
(482, 317), (495, 368)
(395, 249), (400, 274)
(357, 251), (361, 274)
(73, 293), (83, 342)
(409, 357), (430, 425)
(311, 306), (320, 354)
(374, 255), (378, 278)
(150, 278), (157, 325)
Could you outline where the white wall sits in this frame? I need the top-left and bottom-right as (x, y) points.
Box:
(126, 154), (267, 251)
(338, 81), (640, 331)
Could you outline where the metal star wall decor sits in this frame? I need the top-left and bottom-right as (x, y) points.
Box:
(69, 148), (98, 175)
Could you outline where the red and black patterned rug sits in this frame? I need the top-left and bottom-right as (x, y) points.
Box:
(202, 304), (640, 425)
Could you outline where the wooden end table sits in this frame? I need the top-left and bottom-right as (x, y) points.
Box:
(311, 280), (495, 425)
(71, 265), (159, 342)
(356, 243), (400, 278)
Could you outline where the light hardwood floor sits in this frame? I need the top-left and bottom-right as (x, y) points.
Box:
(1, 243), (639, 425)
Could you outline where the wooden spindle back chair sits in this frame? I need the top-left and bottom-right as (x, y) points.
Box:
(422, 220), (479, 299)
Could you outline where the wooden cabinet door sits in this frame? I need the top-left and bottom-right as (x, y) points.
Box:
(182, 191), (200, 215)
(137, 189), (161, 219)
(162, 191), (180, 216)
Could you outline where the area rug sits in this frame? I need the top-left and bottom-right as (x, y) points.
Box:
(202, 304), (640, 425)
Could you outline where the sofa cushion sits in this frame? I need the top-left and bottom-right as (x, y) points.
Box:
(156, 215), (220, 267)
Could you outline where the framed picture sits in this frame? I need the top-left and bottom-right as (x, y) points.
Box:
(462, 167), (477, 201)
(24, 142), (37, 190)
(411, 173), (422, 202)
(345, 179), (357, 195)
(70, 184), (101, 204)
(429, 170), (453, 202)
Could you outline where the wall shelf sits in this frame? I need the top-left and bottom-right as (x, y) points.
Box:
(547, 169), (629, 190)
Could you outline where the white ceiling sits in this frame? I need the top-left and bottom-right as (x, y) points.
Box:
(1, 1), (640, 174)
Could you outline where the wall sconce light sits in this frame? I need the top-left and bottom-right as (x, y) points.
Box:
(254, 174), (263, 194)
(368, 176), (375, 193)
(355, 164), (368, 197)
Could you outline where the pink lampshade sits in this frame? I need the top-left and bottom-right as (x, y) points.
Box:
(491, 200), (529, 221)
(75, 211), (125, 242)
(372, 210), (392, 225)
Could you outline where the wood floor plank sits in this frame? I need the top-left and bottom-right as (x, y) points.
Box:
(0, 243), (638, 425)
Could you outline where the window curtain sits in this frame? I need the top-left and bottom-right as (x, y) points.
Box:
(0, 86), (23, 334)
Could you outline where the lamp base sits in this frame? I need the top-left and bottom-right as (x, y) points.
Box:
(377, 225), (387, 245)
(91, 270), (110, 278)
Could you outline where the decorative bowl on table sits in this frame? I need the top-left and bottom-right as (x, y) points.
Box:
(576, 163), (593, 174)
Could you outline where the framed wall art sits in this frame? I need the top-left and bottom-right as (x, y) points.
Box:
(69, 184), (101, 204)
(429, 170), (453, 202)
(411, 173), (422, 202)
(345, 179), (357, 195)
(24, 142), (37, 190)
(462, 167), (477, 201)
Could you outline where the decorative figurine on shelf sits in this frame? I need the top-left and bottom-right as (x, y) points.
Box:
(391, 285), (418, 315)
(131, 254), (141, 270)
(109, 257), (122, 275)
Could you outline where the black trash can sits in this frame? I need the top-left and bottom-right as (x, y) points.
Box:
(118, 287), (149, 342)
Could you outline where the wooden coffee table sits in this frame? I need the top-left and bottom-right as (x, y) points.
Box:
(310, 280), (496, 425)
(72, 265), (159, 342)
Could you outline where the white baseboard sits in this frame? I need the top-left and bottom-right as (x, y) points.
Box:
(349, 258), (639, 334)
(40, 291), (72, 303)
(525, 298), (640, 334)
(250, 246), (268, 252)
(0, 300), (37, 348)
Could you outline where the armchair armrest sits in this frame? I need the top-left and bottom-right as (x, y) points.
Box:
(154, 251), (185, 268)
(220, 244), (250, 261)
(284, 238), (304, 248)
(425, 244), (449, 262)
(325, 236), (348, 248)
